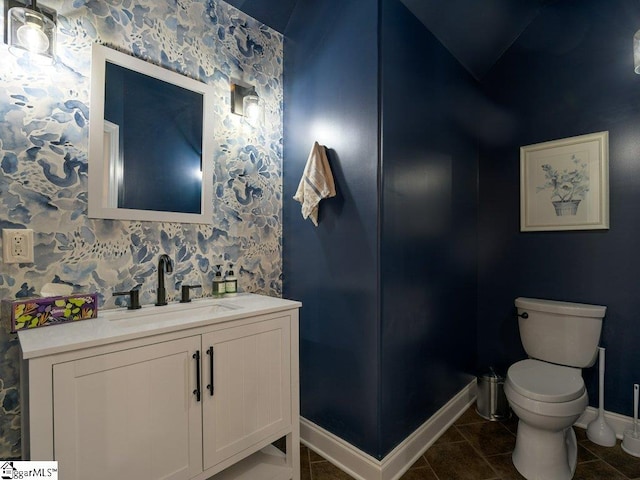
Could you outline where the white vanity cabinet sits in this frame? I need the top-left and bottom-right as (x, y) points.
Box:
(18, 294), (300, 480)
(53, 335), (203, 480)
(201, 317), (291, 471)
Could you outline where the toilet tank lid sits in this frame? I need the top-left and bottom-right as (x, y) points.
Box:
(515, 297), (606, 318)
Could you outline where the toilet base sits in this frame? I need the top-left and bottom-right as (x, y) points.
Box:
(512, 420), (577, 480)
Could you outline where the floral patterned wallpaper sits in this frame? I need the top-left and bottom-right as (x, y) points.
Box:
(0, 0), (283, 459)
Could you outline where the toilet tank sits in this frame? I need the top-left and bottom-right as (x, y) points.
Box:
(515, 297), (606, 368)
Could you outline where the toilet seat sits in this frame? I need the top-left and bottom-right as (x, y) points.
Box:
(505, 380), (588, 418)
(507, 359), (585, 403)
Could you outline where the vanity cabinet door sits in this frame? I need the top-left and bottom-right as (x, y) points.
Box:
(52, 336), (203, 480)
(202, 316), (292, 470)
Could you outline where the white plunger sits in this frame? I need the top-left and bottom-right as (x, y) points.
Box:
(587, 347), (616, 446)
(622, 384), (640, 457)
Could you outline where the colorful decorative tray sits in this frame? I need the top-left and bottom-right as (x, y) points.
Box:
(2, 293), (98, 333)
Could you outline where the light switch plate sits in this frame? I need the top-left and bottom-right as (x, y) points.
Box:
(2, 229), (34, 263)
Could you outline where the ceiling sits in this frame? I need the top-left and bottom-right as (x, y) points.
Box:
(399, 0), (557, 79)
(226, 0), (557, 80)
(224, 0), (298, 34)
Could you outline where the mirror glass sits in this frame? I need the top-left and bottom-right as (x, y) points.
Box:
(88, 44), (214, 224)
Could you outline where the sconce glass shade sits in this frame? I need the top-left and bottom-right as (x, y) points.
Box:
(7, 3), (56, 64)
(231, 82), (262, 125)
(634, 29), (640, 74)
(242, 90), (262, 122)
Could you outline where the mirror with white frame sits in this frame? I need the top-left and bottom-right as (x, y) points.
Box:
(88, 43), (214, 224)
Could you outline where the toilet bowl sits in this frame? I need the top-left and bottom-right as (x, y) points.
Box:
(505, 359), (588, 479)
(505, 298), (606, 480)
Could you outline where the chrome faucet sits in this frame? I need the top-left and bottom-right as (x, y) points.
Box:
(156, 254), (173, 306)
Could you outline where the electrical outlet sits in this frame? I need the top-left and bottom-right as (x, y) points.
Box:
(2, 229), (34, 264)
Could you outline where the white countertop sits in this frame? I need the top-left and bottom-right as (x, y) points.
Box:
(18, 293), (301, 359)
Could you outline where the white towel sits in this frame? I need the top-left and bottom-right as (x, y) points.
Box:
(293, 142), (336, 226)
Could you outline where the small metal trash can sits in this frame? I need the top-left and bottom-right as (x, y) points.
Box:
(476, 368), (510, 421)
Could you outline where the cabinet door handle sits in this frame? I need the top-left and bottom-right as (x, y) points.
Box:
(193, 350), (201, 402)
(206, 346), (214, 396)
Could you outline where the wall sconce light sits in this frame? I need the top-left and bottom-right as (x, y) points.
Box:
(4, 0), (56, 65)
(231, 81), (262, 124)
(634, 29), (640, 74)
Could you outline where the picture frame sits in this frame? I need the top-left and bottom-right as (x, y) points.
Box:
(520, 131), (609, 232)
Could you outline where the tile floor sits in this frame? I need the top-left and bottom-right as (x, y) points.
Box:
(300, 406), (640, 480)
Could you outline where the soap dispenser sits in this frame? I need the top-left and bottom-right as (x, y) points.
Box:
(213, 265), (226, 296)
(225, 265), (238, 294)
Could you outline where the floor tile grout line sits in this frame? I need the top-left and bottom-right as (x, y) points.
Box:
(421, 450), (446, 480)
(433, 438), (469, 446)
(453, 423), (517, 480)
(577, 440), (636, 479)
(496, 417), (517, 437)
(420, 454), (442, 480)
(603, 461), (633, 480)
(578, 439), (607, 461)
(418, 454), (442, 480)
(305, 446), (313, 480)
(438, 425), (504, 480)
(575, 457), (631, 480)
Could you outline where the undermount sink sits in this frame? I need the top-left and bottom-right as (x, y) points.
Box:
(104, 298), (240, 322)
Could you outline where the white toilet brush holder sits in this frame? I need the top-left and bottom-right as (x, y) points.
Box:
(587, 347), (616, 447)
(622, 384), (640, 457)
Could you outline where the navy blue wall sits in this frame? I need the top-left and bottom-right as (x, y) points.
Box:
(379, 0), (478, 455)
(478, 0), (640, 415)
(284, 0), (480, 459)
(284, 0), (640, 461)
(283, 0), (381, 456)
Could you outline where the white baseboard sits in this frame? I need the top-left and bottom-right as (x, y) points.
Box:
(575, 407), (634, 440)
(300, 379), (477, 480)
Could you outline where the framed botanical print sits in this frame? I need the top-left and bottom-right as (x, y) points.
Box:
(520, 131), (609, 232)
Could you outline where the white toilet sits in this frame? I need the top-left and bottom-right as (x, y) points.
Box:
(504, 297), (606, 480)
